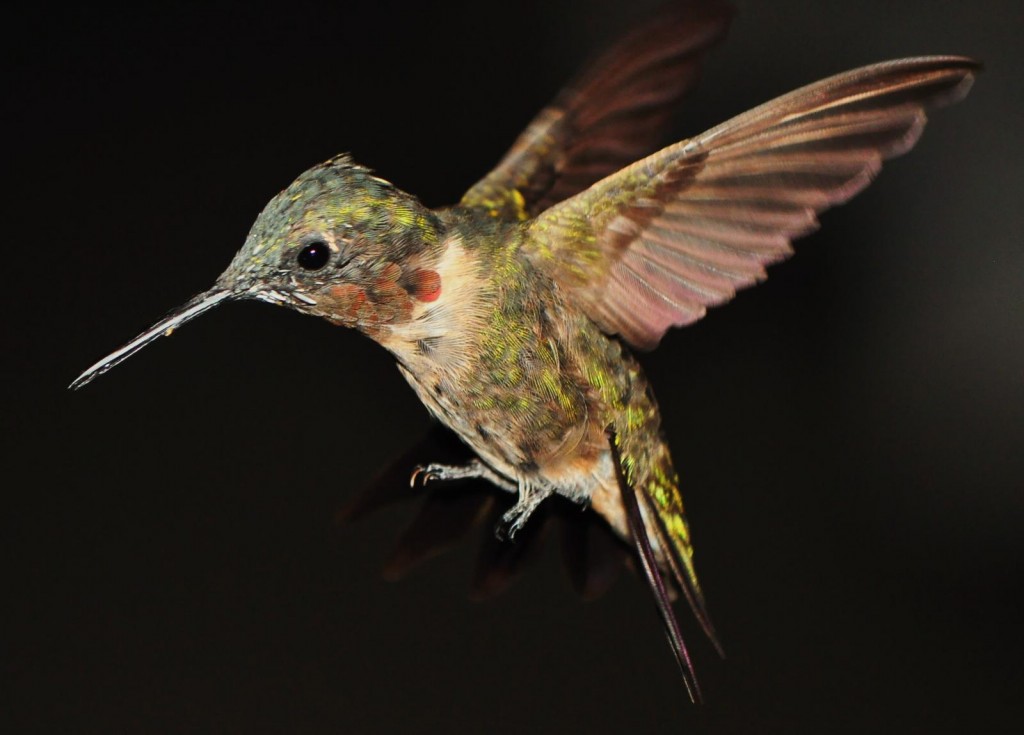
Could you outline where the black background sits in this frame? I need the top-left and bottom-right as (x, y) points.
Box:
(6, 1), (1023, 733)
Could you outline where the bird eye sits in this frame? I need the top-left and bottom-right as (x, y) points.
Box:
(297, 241), (330, 270)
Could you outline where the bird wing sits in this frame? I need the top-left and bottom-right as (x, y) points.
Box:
(459, 2), (733, 221)
(522, 56), (978, 349)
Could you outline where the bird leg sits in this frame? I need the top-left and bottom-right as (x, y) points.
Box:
(496, 481), (553, 541)
(410, 459), (517, 493)
(410, 460), (551, 541)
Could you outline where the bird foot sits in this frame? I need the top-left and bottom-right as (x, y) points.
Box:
(495, 487), (549, 541)
(409, 459), (516, 493)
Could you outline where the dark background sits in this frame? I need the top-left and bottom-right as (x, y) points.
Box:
(5, 1), (1022, 732)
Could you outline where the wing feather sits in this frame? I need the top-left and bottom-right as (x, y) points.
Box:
(524, 56), (978, 347)
(460, 2), (733, 220)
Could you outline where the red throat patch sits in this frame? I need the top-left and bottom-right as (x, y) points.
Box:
(408, 269), (442, 302)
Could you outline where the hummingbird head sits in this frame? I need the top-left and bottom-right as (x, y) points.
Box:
(70, 154), (445, 389)
(219, 154), (444, 324)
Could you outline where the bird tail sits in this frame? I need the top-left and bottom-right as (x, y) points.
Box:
(638, 459), (724, 658)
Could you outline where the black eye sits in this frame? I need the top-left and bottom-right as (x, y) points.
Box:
(297, 241), (330, 270)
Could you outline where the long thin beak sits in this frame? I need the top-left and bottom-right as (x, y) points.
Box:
(69, 289), (235, 390)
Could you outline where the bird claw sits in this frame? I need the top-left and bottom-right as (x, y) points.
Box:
(409, 464), (438, 488)
(495, 492), (544, 541)
(494, 513), (520, 542)
(409, 460), (518, 493)
(408, 461), (484, 488)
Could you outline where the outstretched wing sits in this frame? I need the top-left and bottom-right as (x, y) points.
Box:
(523, 56), (978, 349)
(460, 1), (733, 221)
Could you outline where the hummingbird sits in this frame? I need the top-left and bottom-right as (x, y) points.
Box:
(70, 2), (977, 701)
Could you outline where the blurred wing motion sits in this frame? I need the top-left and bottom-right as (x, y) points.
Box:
(524, 56), (978, 348)
(460, 1), (733, 221)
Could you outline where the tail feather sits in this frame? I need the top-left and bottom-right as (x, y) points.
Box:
(609, 428), (703, 702)
(637, 488), (724, 657)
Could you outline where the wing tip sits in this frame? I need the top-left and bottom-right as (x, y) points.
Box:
(913, 55), (981, 109)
